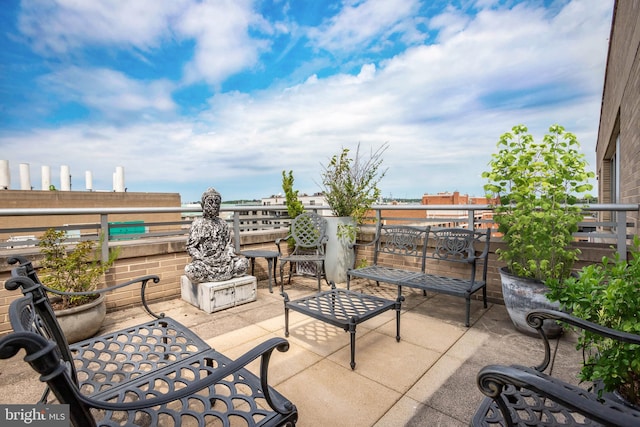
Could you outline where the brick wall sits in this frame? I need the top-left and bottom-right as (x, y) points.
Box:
(0, 229), (619, 337)
(0, 190), (182, 241)
(0, 230), (286, 336)
(596, 1), (640, 233)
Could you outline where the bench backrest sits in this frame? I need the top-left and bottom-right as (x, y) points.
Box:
(372, 225), (431, 271)
(426, 228), (492, 281)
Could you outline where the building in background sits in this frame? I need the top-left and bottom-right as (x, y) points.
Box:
(596, 0), (640, 235)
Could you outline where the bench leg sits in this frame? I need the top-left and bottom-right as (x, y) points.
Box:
(465, 298), (471, 327)
(482, 286), (488, 308)
(394, 297), (402, 342)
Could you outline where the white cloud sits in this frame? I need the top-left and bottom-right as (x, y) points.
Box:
(307, 0), (424, 53)
(17, 0), (187, 53)
(17, 0), (272, 87)
(176, 0), (271, 85)
(40, 67), (176, 118)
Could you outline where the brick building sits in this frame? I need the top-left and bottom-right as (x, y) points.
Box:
(596, 0), (640, 234)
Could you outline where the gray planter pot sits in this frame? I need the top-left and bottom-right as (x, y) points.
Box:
(324, 217), (356, 284)
(499, 267), (562, 338)
(54, 293), (106, 343)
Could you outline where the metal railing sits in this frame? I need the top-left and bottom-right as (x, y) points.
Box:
(0, 204), (637, 261)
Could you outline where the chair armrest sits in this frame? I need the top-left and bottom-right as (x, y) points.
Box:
(275, 235), (292, 253)
(528, 309), (640, 344)
(79, 337), (295, 414)
(526, 309), (640, 372)
(7, 267), (164, 320)
(476, 364), (640, 427)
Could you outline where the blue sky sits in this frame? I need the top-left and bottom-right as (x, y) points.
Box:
(0, 0), (613, 203)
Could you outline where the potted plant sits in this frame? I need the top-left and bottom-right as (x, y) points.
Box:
(483, 124), (594, 336)
(546, 237), (640, 407)
(38, 228), (119, 342)
(320, 142), (388, 283)
(281, 170), (315, 276)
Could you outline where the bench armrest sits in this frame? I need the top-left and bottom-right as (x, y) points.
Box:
(476, 364), (640, 427)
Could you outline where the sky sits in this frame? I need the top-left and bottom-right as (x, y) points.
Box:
(0, 0), (614, 204)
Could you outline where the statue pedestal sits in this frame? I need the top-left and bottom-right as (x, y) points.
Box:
(180, 275), (257, 313)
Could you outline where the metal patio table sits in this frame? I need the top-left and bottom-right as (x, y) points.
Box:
(240, 249), (279, 292)
(283, 286), (403, 369)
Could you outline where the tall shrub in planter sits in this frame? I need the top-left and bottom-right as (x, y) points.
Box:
(320, 142), (388, 282)
(483, 124), (594, 335)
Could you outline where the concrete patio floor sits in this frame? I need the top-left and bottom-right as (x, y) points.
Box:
(0, 276), (584, 426)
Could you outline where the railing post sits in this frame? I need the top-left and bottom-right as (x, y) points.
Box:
(100, 214), (109, 264)
(233, 211), (241, 253)
(468, 209), (475, 230)
(617, 209), (627, 261)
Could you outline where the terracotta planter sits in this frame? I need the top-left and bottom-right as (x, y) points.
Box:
(499, 267), (562, 338)
(54, 294), (106, 344)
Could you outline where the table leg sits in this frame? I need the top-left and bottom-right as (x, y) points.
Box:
(349, 320), (356, 370)
(266, 258), (274, 293)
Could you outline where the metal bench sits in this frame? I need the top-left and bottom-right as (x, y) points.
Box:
(346, 224), (491, 326)
(0, 256), (298, 427)
(472, 309), (640, 427)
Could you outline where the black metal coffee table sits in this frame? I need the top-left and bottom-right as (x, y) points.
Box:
(283, 286), (402, 369)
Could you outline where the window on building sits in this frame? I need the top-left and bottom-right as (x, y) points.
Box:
(613, 133), (620, 203)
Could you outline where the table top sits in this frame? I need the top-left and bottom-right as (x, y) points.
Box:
(285, 288), (397, 328)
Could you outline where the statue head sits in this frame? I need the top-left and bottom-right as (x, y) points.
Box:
(201, 187), (222, 219)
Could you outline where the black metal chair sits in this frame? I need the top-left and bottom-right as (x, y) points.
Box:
(0, 256), (298, 427)
(276, 212), (329, 292)
(472, 309), (640, 427)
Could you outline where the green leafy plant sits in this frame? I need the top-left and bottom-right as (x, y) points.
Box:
(546, 237), (640, 406)
(321, 142), (388, 240)
(282, 170), (305, 219)
(281, 170), (308, 248)
(483, 124), (594, 282)
(38, 228), (119, 309)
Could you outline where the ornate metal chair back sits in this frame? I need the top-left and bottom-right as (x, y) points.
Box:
(290, 212), (328, 252)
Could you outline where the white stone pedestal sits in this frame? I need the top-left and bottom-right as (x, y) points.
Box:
(180, 275), (257, 313)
